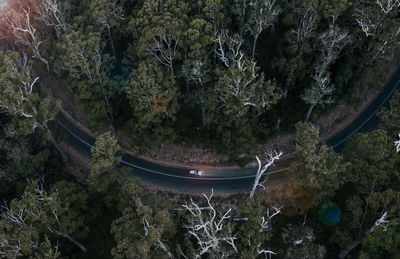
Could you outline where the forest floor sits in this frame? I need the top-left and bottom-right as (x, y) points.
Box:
(43, 64), (395, 171)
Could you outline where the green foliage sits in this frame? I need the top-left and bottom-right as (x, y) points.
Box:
(360, 221), (400, 259)
(0, 179), (88, 258)
(295, 122), (347, 204)
(379, 90), (400, 134)
(90, 132), (124, 192)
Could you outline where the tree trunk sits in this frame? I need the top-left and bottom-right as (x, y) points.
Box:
(157, 239), (173, 258)
(305, 104), (315, 122)
(108, 28), (117, 59)
(63, 233), (87, 252)
(48, 129), (68, 163)
(104, 96), (117, 137)
(251, 35), (258, 61)
(338, 239), (360, 259)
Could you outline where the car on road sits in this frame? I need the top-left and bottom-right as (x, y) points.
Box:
(189, 169), (202, 176)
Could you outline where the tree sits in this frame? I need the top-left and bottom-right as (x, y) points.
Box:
(282, 224), (325, 258)
(338, 189), (400, 258)
(182, 189), (237, 258)
(295, 122), (347, 204)
(378, 90), (400, 134)
(343, 130), (400, 194)
(111, 205), (175, 259)
(0, 178), (88, 257)
(245, 0), (280, 60)
(89, 0), (124, 58)
(235, 195), (281, 259)
(302, 22), (350, 121)
(359, 220), (400, 258)
(2, 0), (49, 70)
(89, 132), (125, 193)
(0, 51), (65, 162)
(36, 0), (69, 34)
(214, 31), (281, 117)
(135, 0), (188, 75)
(59, 26), (119, 133)
(249, 150), (283, 198)
(125, 60), (179, 142)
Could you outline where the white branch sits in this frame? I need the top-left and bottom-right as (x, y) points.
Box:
(250, 150), (283, 198)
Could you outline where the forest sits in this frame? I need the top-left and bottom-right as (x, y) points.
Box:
(1, 0), (400, 258)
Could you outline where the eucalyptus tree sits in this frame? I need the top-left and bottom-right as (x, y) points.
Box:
(125, 61), (179, 138)
(282, 224), (326, 259)
(89, 0), (125, 58)
(0, 178), (88, 257)
(302, 22), (350, 121)
(214, 31), (281, 117)
(295, 122), (347, 205)
(3, 0), (49, 70)
(89, 132), (125, 193)
(245, 0), (280, 60)
(134, 0), (189, 76)
(59, 26), (119, 133)
(0, 51), (65, 161)
(111, 199), (175, 259)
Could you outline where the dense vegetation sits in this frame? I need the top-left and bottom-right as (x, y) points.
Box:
(1, 0), (400, 258)
(1, 0), (399, 159)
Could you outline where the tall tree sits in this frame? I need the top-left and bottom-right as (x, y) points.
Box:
(0, 51), (65, 162)
(89, 131), (124, 193)
(89, 0), (124, 58)
(0, 178), (88, 257)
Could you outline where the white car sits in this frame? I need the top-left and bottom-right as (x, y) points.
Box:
(189, 169), (202, 176)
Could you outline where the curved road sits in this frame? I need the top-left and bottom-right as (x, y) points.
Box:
(56, 68), (400, 193)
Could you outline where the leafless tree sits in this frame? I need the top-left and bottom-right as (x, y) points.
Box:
(339, 212), (389, 259)
(214, 30), (243, 68)
(302, 21), (349, 121)
(4, 0), (49, 70)
(246, 0), (280, 60)
(250, 150), (283, 198)
(395, 133), (400, 153)
(36, 0), (67, 33)
(292, 5), (317, 44)
(182, 189), (237, 258)
(375, 0), (399, 14)
(354, 8), (379, 37)
(146, 32), (180, 75)
(318, 23), (349, 71)
(302, 72), (334, 122)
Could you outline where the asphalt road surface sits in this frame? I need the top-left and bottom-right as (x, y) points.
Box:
(56, 67), (400, 193)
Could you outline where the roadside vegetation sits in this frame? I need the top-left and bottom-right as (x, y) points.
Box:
(1, 0), (400, 258)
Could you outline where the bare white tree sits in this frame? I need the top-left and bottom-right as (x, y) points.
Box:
(292, 5), (317, 44)
(246, 0), (280, 60)
(318, 23), (349, 71)
(354, 8), (379, 37)
(4, 0), (49, 70)
(146, 31), (180, 75)
(214, 30), (243, 68)
(259, 206), (282, 232)
(36, 0), (67, 33)
(339, 211), (389, 259)
(302, 72), (334, 122)
(375, 0), (399, 14)
(182, 189), (237, 258)
(250, 150), (283, 198)
(395, 133), (400, 153)
(302, 22), (349, 121)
